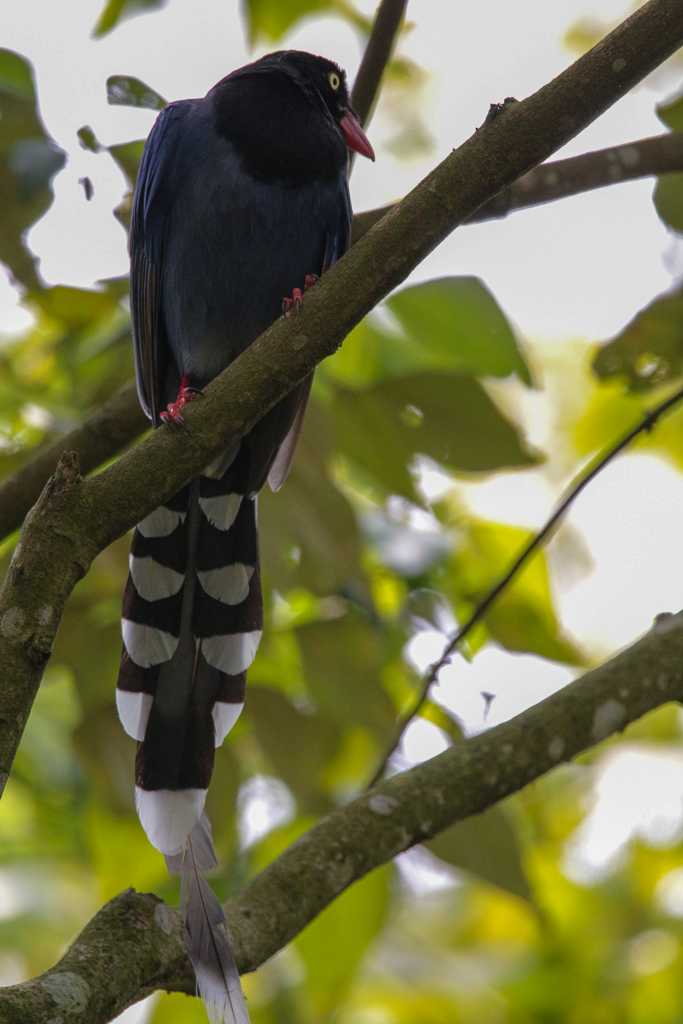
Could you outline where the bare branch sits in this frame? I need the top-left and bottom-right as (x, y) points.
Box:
(367, 383), (683, 786)
(3, 131), (683, 542)
(352, 132), (683, 240)
(0, 384), (145, 541)
(3, 611), (683, 1021)
(350, 0), (408, 127)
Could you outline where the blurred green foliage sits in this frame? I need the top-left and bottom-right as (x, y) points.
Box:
(3, 1), (683, 1022)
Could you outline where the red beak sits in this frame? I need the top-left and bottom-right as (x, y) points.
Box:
(340, 110), (375, 161)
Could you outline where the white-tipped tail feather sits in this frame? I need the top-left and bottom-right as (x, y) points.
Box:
(198, 564), (254, 605)
(137, 506), (186, 538)
(135, 786), (207, 855)
(122, 619), (179, 667)
(116, 689), (153, 741)
(129, 554), (184, 601)
(198, 494), (242, 531)
(202, 631), (262, 675)
(212, 701), (244, 747)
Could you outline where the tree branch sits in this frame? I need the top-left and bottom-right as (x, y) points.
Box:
(2, 0), (683, 793)
(3, 131), (682, 542)
(0, 384), (145, 541)
(350, 0), (407, 127)
(352, 131), (683, 240)
(3, 611), (683, 1022)
(367, 382), (683, 786)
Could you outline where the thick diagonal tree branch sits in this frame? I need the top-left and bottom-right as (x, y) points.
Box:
(2, 0), (683, 793)
(3, 611), (683, 1022)
(2, 131), (682, 541)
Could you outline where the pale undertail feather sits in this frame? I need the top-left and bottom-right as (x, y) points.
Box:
(167, 816), (250, 1024)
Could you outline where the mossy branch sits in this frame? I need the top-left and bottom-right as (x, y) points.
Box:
(3, 612), (683, 1022)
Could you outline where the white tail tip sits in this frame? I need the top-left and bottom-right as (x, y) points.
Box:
(135, 786), (207, 855)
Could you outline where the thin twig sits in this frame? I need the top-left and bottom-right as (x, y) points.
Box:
(367, 383), (683, 787)
(351, 0), (408, 126)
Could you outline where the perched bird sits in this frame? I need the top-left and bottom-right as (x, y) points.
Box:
(115, 50), (374, 1022)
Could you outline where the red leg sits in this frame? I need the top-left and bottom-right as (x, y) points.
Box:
(282, 274), (318, 317)
(160, 375), (202, 426)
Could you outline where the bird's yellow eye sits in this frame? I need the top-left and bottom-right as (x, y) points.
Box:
(328, 71), (341, 91)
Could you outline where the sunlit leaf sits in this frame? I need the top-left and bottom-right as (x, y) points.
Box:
(328, 277), (531, 388)
(330, 371), (539, 499)
(657, 92), (683, 132)
(242, 0), (333, 44)
(388, 278), (531, 384)
(296, 865), (393, 1015)
(106, 74), (166, 110)
(93, 0), (168, 37)
(654, 174), (683, 235)
(296, 614), (396, 742)
(442, 517), (584, 664)
(427, 805), (532, 901)
(247, 685), (342, 810)
(259, 400), (363, 593)
(0, 49), (65, 290)
(108, 138), (145, 187)
(593, 285), (683, 391)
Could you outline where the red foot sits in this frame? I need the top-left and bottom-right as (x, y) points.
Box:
(282, 274), (319, 317)
(160, 376), (202, 426)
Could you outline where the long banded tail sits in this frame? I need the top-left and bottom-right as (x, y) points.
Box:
(116, 445), (262, 855)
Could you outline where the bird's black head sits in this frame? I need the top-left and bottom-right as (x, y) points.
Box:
(210, 50), (374, 184)
(264, 51), (375, 161)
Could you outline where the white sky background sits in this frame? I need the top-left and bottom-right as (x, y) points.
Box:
(3, 1), (683, 1017)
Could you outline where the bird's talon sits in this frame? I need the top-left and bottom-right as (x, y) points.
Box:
(161, 377), (201, 426)
(282, 283), (310, 317)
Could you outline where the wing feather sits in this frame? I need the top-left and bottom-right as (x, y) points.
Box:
(130, 102), (192, 424)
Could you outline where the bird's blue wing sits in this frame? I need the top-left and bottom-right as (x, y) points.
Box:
(267, 173), (352, 492)
(129, 101), (193, 424)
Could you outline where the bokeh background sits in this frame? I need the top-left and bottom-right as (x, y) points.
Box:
(3, 1), (683, 1021)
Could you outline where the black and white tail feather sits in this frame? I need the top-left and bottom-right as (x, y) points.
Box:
(167, 816), (249, 1024)
(116, 444), (263, 1022)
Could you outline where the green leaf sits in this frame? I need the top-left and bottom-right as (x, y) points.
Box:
(108, 138), (145, 187)
(106, 74), (166, 110)
(657, 92), (683, 132)
(654, 173), (683, 235)
(388, 277), (532, 384)
(427, 805), (532, 901)
(30, 285), (118, 329)
(93, 0), (167, 37)
(259, 399), (363, 593)
(247, 686), (342, 810)
(77, 125), (102, 153)
(593, 285), (683, 391)
(330, 371), (539, 499)
(242, 0), (332, 43)
(0, 49), (65, 290)
(296, 864), (393, 1015)
(327, 277), (531, 388)
(296, 614), (396, 742)
(0, 48), (34, 101)
(443, 517), (583, 665)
